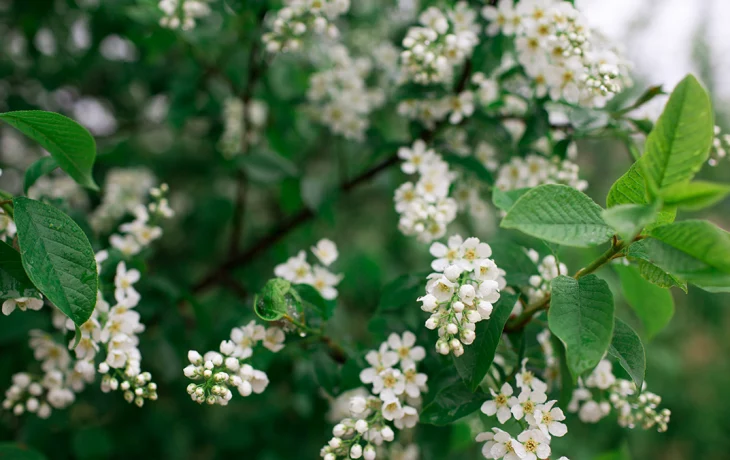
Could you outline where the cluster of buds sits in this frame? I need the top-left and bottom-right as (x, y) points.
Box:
(262, 0), (350, 53)
(99, 362), (157, 407)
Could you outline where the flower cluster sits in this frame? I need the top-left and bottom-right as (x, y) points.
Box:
(262, 0), (350, 53)
(394, 140), (458, 243)
(218, 97), (269, 158)
(568, 359), (671, 432)
(483, 0), (630, 108)
(90, 168), (157, 232)
(418, 235), (506, 356)
(274, 238), (342, 300)
(184, 321), (285, 405)
(305, 45), (385, 141)
(477, 360), (569, 460)
(397, 90), (476, 127)
(524, 250), (567, 303)
(399, 4), (479, 84)
(3, 180), (172, 417)
(28, 175), (89, 209)
(320, 332), (427, 460)
(108, 184), (173, 257)
(158, 0), (211, 31)
(2, 296), (43, 316)
(709, 125), (730, 166)
(0, 208), (15, 240)
(495, 154), (587, 192)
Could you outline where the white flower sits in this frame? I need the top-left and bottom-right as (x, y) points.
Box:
(481, 383), (515, 424)
(372, 368), (405, 396)
(482, 0), (513, 36)
(381, 390), (404, 421)
(308, 265), (342, 300)
(114, 262), (141, 307)
(402, 365), (428, 398)
(429, 234), (464, 271)
(262, 327), (286, 353)
(429, 276), (456, 302)
(274, 250), (311, 283)
(398, 139), (436, 175)
(490, 428), (526, 460)
(528, 400), (568, 437)
(2, 297), (43, 316)
(458, 237), (492, 270)
(110, 233), (141, 256)
(476, 431), (497, 459)
(387, 331), (425, 368)
(511, 388), (547, 421)
(230, 321), (265, 358)
(311, 239), (338, 266)
(517, 429), (551, 460)
(448, 91), (475, 124)
(394, 405), (419, 429)
(359, 343), (399, 384)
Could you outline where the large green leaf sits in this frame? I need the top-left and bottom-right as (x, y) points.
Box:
(0, 111), (98, 190)
(492, 187), (530, 212)
(641, 75), (714, 191)
(608, 318), (646, 389)
(614, 264), (674, 339)
(502, 184), (613, 247)
(23, 156), (59, 195)
(636, 259), (687, 293)
(606, 162), (676, 226)
(12, 197), (98, 326)
(548, 275), (615, 380)
(420, 371), (484, 425)
(661, 181), (730, 211)
(453, 293), (518, 391)
(636, 220), (730, 291)
(601, 202), (659, 242)
(0, 240), (40, 301)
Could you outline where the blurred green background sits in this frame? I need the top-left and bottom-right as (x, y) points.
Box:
(0, 0), (728, 459)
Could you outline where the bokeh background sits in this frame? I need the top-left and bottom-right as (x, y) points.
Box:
(0, 0), (728, 459)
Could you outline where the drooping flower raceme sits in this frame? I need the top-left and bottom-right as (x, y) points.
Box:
(184, 320), (285, 405)
(418, 235), (506, 356)
(320, 331), (427, 460)
(158, 0), (212, 31)
(394, 140), (459, 243)
(495, 154), (587, 193)
(482, 0), (631, 108)
(274, 239), (343, 300)
(399, 3), (479, 85)
(477, 359), (568, 460)
(567, 359), (671, 432)
(305, 45), (385, 141)
(262, 0), (350, 53)
(2, 181), (174, 417)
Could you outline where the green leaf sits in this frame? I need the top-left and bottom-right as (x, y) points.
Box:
(312, 349), (341, 396)
(492, 187), (531, 213)
(24, 156), (59, 195)
(641, 75), (714, 191)
(601, 202), (659, 242)
(0, 240), (40, 301)
(376, 273), (426, 314)
(635, 220), (730, 290)
(606, 162), (676, 227)
(614, 264), (675, 339)
(420, 371), (484, 425)
(254, 278), (297, 321)
(453, 293), (518, 391)
(238, 150), (298, 184)
(444, 154), (494, 183)
(661, 181), (730, 211)
(294, 283), (335, 320)
(0, 111), (98, 190)
(607, 318), (646, 389)
(0, 443), (46, 459)
(636, 259), (687, 292)
(12, 197), (97, 326)
(502, 184), (613, 247)
(548, 275), (615, 380)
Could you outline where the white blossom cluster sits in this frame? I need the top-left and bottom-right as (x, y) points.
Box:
(3, 183), (173, 417)
(0, 208), (15, 239)
(320, 332), (427, 460)
(568, 359), (671, 432)
(709, 125), (730, 166)
(394, 140), (458, 243)
(90, 168), (157, 232)
(274, 238), (342, 300)
(262, 0), (350, 53)
(524, 250), (567, 304)
(478, 360), (569, 460)
(28, 175), (90, 209)
(418, 235), (506, 356)
(483, 0), (630, 108)
(108, 184), (173, 257)
(306, 45), (385, 141)
(495, 154), (587, 192)
(218, 97), (269, 158)
(399, 3), (479, 85)
(158, 0), (211, 31)
(184, 320), (285, 405)
(397, 89), (476, 127)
